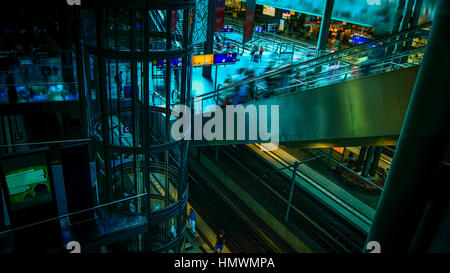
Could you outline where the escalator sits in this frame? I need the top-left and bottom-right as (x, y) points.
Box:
(190, 22), (431, 148)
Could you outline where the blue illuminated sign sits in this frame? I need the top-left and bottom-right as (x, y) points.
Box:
(255, 26), (263, 33)
(352, 34), (372, 44)
(156, 58), (181, 69)
(213, 53), (237, 64)
(221, 25), (233, 33)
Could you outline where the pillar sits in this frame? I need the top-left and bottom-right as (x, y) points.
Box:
(354, 146), (368, 172)
(362, 147), (376, 178)
(364, 0), (450, 252)
(315, 0), (334, 57)
(369, 147), (384, 177)
(202, 0), (216, 79)
(411, 0), (424, 27)
(398, 0), (415, 32)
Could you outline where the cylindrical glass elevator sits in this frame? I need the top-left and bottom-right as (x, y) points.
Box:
(77, 0), (195, 252)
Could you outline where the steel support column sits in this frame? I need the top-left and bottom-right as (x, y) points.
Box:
(362, 147), (376, 178)
(202, 0), (216, 78)
(399, 0), (415, 32)
(364, 0), (450, 253)
(369, 147), (384, 177)
(411, 0), (424, 27)
(315, 0), (334, 57)
(355, 146), (368, 172)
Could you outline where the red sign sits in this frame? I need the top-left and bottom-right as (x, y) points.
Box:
(243, 0), (256, 44)
(215, 0), (225, 32)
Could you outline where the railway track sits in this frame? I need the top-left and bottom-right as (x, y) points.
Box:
(201, 145), (366, 253)
(188, 158), (294, 253)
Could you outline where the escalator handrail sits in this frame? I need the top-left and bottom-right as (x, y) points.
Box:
(193, 22), (432, 100)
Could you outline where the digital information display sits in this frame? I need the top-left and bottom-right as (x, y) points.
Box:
(221, 25), (233, 33)
(255, 26), (263, 33)
(1, 153), (53, 211)
(193, 53), (237, 66)
(213, 53), (237, 64)
(193, 54), (214, 66)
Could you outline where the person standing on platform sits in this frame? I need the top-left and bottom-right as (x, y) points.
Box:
(214, 231), (225, 253)
(189, 209), (197, 233)
(115, 71), (123, 97)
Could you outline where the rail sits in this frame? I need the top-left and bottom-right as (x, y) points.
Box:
(192, 22), (431, 105)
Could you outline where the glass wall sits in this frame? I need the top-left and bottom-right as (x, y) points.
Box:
(80, 1), (194, 252)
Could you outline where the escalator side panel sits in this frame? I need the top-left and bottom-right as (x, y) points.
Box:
(192, 66), (419, 147)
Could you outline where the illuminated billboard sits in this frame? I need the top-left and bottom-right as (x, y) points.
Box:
(279, 19), (285, 31)
(262, 5), (276, 17)
(5, 166), (52, 211)
(253, 0), (401, 32)
(1, 152), (54, 212)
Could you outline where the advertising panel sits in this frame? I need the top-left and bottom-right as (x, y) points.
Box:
(255, 0), (400, 32)
(262, 5), (276, 17)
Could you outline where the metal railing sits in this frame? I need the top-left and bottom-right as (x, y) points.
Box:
(192, 22), (431, 109)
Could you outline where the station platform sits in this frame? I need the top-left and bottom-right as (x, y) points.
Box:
(185, 203), (231, 253)
(247, 143), (375, 234)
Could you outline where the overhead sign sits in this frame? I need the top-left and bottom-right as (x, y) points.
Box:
(192, 53), (238, 66)
(351, 34), (372, 44)
(213, 53), (237, 64)
(155, 58), (181, 69)
(193, 54), (214, 66)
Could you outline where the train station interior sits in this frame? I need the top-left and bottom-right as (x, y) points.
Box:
(0, 0), (449, 254)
